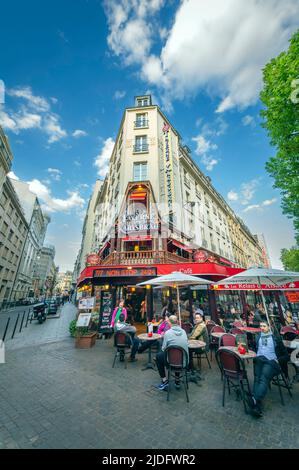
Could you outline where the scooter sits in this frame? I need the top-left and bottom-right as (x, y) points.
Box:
(33, 303), (47, 323)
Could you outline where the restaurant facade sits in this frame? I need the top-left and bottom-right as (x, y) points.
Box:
(76, 95), (291, 325)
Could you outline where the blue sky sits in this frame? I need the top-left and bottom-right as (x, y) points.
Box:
(0, 0), (298, 271)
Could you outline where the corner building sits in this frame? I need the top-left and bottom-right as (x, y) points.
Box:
(78, 96), (269, 322)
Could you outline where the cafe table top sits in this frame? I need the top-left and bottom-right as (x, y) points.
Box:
(188, 339), (206, 349)
(283, 339), (299, 349)
(138, 333), (161, 341)
(218, 345), (256, 360)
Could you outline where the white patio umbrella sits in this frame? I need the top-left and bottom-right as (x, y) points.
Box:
(137, 271), (213, 324)
(215, 267), (299, 332)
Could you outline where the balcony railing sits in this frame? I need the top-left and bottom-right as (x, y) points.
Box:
(133, 144), (149, 153)
(100, 250), (190, 266)
(184, 177), (191, 188)
(134, 120), (149, 128)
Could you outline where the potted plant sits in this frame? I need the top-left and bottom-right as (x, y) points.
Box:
(75, 326), (97, 349)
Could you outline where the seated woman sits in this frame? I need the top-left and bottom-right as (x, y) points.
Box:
(138, 311), (171, 354)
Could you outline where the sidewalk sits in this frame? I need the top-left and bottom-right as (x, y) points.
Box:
(2, 303), (76, 351)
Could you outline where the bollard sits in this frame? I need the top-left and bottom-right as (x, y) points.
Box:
(2, 317), (10, 342)
(11, 313), (20, 339)
(25, 309), (30, 327)
(19, 311), (26, 332)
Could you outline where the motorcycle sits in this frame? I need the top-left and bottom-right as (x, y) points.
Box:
(33, 303), (47, 324)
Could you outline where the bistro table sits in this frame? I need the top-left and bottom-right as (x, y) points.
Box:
(138, 333), (161, 371)
(218, 345), (256, 361)
(188, 339), (206, 384)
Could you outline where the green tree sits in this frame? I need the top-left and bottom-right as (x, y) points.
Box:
(280, 247), (299, 272)
(260, 30), (299, 243)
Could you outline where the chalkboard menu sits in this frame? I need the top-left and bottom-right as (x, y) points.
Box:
(99, 291), (114, 334)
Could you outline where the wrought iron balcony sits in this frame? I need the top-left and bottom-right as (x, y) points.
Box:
(134, 120), (149, 128)
(133, 144), (149, 153)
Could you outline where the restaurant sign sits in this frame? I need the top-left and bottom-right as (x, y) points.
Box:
(86, 253), (101, 266)
(119, 207), (158, 235)
(194, 250), (208, 263)
(212, 282), (299, 291)
(94, 267), (157, 278)
(163, 122), (174, 210)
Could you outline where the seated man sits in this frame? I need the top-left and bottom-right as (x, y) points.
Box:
(114, 313), (140, 362)
(155, 315), (189, 390)
(245, 321), (289, 417)
(188, 312), (209, 374)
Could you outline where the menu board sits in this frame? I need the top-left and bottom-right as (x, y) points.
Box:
(99, 291), (114, 334)
(78, 297), (95, 310)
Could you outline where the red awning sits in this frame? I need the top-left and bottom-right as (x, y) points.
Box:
(169, 239), (193, 253)
(156, 263), (242, 277)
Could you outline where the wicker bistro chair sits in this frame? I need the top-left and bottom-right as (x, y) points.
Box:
(270, 365), (293, 405)
(216, 348), (252, 413)
(209, 325), (225, 361)
(219, 333), (236, 347)
(112, 331), (133, 369)
(181, 322), (193, 335)
(165, 346), (190, 403)
(230, 328), (244, 336)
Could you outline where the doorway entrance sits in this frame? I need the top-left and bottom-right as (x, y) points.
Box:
(124, 286), (147, 324)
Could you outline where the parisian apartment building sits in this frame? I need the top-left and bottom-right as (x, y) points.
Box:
(0, 124), (52, 306)
(74, 95), (270, 280)
(32, 244), (57, 297)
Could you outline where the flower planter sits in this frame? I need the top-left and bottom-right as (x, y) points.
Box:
(75, 332), (97, 349)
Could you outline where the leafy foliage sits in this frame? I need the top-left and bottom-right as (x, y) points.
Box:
(280, 247), (299, 272)
(260, 30), (299, 243)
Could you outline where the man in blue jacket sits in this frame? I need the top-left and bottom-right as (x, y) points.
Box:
(246, 321), (289, 417)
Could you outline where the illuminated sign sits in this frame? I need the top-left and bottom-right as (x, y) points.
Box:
(163, 122), (174, 210)
(94, 267), (157, 278)
(119, 206), (158, 235)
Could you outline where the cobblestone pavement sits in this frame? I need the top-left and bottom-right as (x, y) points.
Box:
(0, 309), (298, 449)
(0, 302), (75, 350)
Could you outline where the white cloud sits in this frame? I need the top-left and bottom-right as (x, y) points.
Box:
(262, 198), (277, 206)
(242, 115), (256, 127)
(27, 179), (85, 213)
(104, 0), (165, 65)
(240, 179), (260, 205)
(243, 204), (261, 213)
(94, 137), (115, 178)
(7, 171), (19, 180)
(47, 168), (62, 181)
(243, 198), (277, 213)
(0, 108), (41, 132)
(192, 135), (217, 156)
(227, 190), (239, 201)
(74, 160), (81, 167)
(7, 86), (50, 112)
(0, 86), (67, 144)
(114, 90), (126, 100)
(200, 155), (218, 171)
(105, 0), (299, 112)
(43, 114), (67, 144)
(72, 129), (88, 138)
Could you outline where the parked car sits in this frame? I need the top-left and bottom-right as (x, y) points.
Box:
(46, 298), (58, 315)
